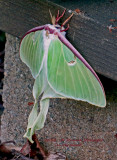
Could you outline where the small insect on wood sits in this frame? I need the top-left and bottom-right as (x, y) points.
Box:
(20, 10), (106, 143)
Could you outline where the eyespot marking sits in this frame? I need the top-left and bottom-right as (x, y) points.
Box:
(68, 56), (76, 66)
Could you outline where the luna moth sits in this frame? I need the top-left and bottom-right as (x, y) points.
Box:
(20, 10), (106, 143)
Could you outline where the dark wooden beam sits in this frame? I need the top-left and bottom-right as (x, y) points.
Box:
(0, 0), (117, 81)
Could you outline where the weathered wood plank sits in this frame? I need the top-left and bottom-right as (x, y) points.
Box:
(0, 0), (117, 81)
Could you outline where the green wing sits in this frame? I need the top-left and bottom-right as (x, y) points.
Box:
(20, 30), (44, 78)
(47, 38), (106, 107)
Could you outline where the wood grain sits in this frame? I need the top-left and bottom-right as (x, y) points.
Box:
(0, 0), (117, 81)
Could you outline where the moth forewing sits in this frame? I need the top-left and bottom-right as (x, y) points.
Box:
(20, 30), (45, 78)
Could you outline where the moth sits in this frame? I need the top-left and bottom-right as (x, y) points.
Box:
(20, 10), (106, 143)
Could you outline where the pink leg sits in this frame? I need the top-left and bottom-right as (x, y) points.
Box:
(60, 24), (69, 32)
(55, 9), (66, 24)
(61, 13), (74, 27)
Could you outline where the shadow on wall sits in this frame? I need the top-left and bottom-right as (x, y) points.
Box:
(0, 31), (6, 116)
(99, 74), (117, 103)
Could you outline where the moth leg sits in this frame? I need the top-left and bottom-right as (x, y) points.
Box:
(60, 24), (69, 32)
(55, 9), (66, 24)
(60, 13), (74, 32)
(61, 13), (74, 27)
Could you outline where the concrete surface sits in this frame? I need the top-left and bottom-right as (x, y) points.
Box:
(1, 33), (117, 160)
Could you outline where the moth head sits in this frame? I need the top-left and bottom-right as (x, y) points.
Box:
(49, 9), (73, 33)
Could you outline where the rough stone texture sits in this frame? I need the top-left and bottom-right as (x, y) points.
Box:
(1, 33), (117, 160)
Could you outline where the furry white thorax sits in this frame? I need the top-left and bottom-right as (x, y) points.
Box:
(42, 24), (66, 78)
(47, 24), (66, 37)
(42, 29), (55, 83)
(43, 29), (55, 59)
(42, 24), (66, 61)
